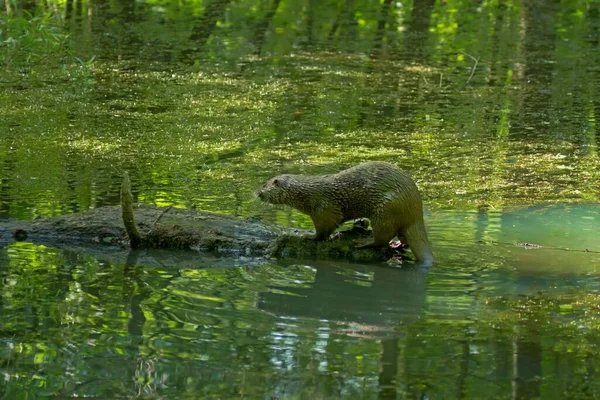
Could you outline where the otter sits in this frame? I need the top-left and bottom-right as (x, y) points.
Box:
(257, 161), (434, 265)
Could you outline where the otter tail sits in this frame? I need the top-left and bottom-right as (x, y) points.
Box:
(402, 219), (434, 266)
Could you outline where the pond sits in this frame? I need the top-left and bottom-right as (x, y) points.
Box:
(1, 0), (599, 398)
(1, 204), (599, 398)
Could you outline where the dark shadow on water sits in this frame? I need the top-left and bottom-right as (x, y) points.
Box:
(378, 338), (400, 400)
(513, 334), (542, 400)
(259, 260), (427, 331)
(259, 260), (429, 398)
(124, 249), (146, 338)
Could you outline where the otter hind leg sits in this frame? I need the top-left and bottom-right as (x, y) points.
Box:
(355, 222), (397, 249)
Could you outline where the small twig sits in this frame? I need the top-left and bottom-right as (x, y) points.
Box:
(151, 206), (172, 227)
(420, 72), (429, 85)
(461, 51), (479, 85)
(439, 73), (443, 87)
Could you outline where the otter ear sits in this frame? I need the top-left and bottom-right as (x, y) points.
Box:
(273, 177), (289, 188)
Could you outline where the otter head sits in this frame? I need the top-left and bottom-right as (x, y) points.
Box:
(256, 175), (294, 205)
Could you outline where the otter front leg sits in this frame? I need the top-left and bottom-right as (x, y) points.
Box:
(311, 210), (343, 241)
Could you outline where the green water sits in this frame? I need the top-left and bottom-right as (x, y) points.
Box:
(1, 205), (599, 398)
(1, 0), (600, 398)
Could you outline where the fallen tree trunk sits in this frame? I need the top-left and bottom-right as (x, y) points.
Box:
(0, 204), (400, 264)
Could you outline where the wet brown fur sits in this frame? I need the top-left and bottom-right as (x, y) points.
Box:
(257, 161), (434, 265)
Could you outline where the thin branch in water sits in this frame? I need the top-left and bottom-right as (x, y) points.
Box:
(439, 73), (443, 87)
(420, 72), (429, 85)
(467, 58), (478, 84)
(477, 239), (600, 254)
(461, 51), (479, 85)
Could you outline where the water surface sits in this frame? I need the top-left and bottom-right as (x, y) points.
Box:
(1, 205), (599, 398)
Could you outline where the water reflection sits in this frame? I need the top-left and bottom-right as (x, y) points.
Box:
(259, 262), (427, 400)
(259, 261), (426, 331)
(1, 205), (600, 398)
(2, 0), (599, 218)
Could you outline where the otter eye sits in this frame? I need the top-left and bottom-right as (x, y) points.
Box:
(273, 178), (279, 185)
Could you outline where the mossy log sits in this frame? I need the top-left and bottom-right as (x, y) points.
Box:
(0, 204), (402, 263)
